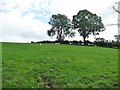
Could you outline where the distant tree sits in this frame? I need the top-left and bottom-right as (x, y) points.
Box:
(114, 35), (120, 42)
(72, 9), (105, 45)
(95, 37), (105, 42)
(48, 14), (75, 41)
(31, 41), (34, 43)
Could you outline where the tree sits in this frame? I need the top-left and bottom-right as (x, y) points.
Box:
(95, 37), (105, 42)
(114, 35), (120, 42)
(72, 9), (105, 45)
(48, 14), (75, 41)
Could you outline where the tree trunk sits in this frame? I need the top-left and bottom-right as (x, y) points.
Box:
(83, 36), (86, 45)
(57, 29), (65, 42)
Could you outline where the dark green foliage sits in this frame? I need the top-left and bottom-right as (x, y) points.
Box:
(72, 10), (105, 45)
(48, 14), (75, 41)
(94, 37), (120, 48)
(94, 41), (120, 48)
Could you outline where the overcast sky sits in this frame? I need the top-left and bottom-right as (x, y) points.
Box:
(0, 0), (119, 43)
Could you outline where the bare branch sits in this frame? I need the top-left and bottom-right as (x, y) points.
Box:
(113, 5), (120, 13)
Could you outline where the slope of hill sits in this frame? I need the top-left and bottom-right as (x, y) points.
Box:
(2, 43), (118, 88)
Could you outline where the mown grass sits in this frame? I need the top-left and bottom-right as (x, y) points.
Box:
(2, 42), (118, 88)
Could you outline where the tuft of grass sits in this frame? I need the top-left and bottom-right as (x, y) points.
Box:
(2, 43), (118, 88)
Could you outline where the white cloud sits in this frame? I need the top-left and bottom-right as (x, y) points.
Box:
(50, 0), (118, 19)
(0, 0), (119, 42)
(0, 12), (55, 42)
(98, 12), (118, 41)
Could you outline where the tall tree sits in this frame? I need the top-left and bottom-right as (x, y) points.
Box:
(48, 14), (75, 41)
(72, 10), (105, 45)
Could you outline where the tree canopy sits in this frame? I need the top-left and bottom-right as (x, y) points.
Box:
(72, 9), (105, 45)
(47, 14), (75, 41)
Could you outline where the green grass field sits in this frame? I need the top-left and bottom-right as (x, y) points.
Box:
(2, 43), (118, 88)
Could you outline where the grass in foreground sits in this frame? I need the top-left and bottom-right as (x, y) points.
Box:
(2, 43), (118, 88)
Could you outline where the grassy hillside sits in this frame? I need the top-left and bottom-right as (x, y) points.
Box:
(2, 43), (118, 88)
